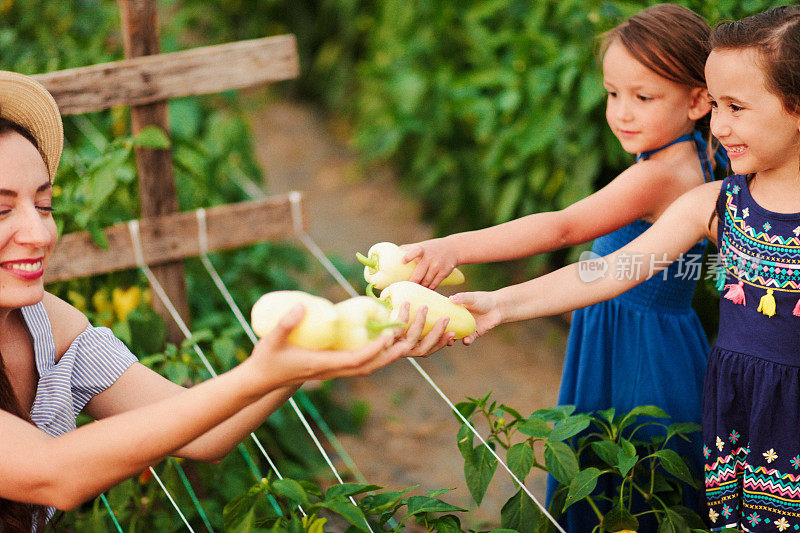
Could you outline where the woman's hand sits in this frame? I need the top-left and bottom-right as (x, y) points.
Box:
(401, 239), (459, 289)
(448, 291), (502, 345)
(247, 302), (453, 389)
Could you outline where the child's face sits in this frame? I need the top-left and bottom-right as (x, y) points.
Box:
(0, 131), (57, 310)
(706, 48), (800, 179)
(602, 40), (703, 155)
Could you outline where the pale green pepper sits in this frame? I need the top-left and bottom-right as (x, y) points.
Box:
(251, 290), (338, 349)
(357, 241), (465, 290)
(332, 296), (402, 350)
(369, 281), (476, 340)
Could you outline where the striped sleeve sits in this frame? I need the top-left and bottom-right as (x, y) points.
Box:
(68, 325), (139, 417)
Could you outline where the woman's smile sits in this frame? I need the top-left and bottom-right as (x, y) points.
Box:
(1, 257), (44, 279)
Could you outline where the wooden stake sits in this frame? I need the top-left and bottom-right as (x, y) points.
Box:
(119, 0), (188, 341)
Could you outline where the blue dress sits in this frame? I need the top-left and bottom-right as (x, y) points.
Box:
(704, 175), (800, 532)
(547, 133), (713, 531)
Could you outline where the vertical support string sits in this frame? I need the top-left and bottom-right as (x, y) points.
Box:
(149, 466), (194, 532)
(128, 220), (306, 518)
(195, 209), (374, 531)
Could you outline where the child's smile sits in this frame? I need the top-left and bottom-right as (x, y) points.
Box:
(707, 48), (800, 182)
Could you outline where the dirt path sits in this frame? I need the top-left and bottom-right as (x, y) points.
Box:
(250, 100), (568, 529)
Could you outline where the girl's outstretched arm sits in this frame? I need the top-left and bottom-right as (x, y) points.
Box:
(403, 159), (701, 288)
(452, 180), (721, 344)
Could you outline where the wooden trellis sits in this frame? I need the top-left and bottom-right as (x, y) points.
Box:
(34, 0), (305, 339)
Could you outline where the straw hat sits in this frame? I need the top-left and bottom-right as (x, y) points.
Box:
(0, 71), (63, 181)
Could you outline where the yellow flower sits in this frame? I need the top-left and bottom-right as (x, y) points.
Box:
(67, 290), (87, 312)
(776, 517), (790, 531)
(112, 286), (141, 321)
(92, 289), (114, 314)
(709, 508), (719, 523)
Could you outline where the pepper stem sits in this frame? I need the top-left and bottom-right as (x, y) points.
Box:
(366, 318), (407, 338)
(366, 283), (392, 310)
(356, 252), (379, 272)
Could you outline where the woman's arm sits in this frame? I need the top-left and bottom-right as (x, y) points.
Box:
(451, 180), (721, 343)
(404, 160), (697, 288)
(82, 303), (451, 464)
(4, 304), (446, 509)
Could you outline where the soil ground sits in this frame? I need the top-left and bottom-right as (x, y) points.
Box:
(250, 100), (569, 530)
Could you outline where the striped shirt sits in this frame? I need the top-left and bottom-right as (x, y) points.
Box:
(20, 301), (138, 525)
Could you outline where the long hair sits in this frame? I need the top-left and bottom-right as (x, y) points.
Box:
(602, 4), (712, 136)
(0, 119), (48, 531)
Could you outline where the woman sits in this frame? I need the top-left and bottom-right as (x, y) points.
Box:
(0, 71), (451, 530)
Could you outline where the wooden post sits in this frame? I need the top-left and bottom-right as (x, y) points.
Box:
(119, 0), (189, 341)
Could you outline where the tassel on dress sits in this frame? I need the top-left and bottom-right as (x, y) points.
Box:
(757, 289), (777, 317)
(724, 280), (746, 305)
(793, 297), (800, 317)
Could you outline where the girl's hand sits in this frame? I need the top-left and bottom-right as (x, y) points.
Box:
(247, 302), (452, 389)
(401, 240), (459, 289)
(448, 291), (502, 345)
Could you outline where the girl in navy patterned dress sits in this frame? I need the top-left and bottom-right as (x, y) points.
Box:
(0, 72), (451, 531)
(450, 6), (800, 531)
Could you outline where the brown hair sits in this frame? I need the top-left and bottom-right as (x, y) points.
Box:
(0, 119), (48, 531)
(709, 6), (800, 116)
(602, 4), (712, 135)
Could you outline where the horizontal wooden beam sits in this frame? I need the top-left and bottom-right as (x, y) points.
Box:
(33, 34), (299, 115)
(45, 193), (308, 283)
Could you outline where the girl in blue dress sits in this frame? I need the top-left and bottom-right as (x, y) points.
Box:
(402, 4), (718, 527)
(453, 6), (800, 531)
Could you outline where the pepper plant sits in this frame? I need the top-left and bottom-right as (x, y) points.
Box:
(454, 394), (741, 533)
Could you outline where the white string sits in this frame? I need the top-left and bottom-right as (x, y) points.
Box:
(284, 193), (567, 532)
(127, 220), (301, 517)
(195, 209), (373, 530)
(149, 466), (195, 532)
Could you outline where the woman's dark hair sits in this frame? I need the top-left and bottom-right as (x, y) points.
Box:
(602, 4), (712, 135)
(0, 118), (48, 531)
(709, 6), (800, 228)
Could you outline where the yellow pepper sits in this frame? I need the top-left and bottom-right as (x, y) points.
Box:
(357, 242), (465, 290)
(332, 296), (402, 350)
(112, 286), (142, 321)
(370, 281), (476, 339)
(250, 290), (338, 350)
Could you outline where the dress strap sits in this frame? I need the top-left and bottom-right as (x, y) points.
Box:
(636, 130), (729, 183)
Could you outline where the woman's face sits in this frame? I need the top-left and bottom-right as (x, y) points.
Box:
(0, 130), (57, 309)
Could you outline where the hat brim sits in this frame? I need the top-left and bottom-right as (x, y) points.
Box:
(0, 71), (63, 181)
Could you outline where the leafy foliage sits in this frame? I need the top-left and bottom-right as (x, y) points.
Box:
(454, 395), (739, 533)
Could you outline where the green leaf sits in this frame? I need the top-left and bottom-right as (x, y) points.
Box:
(360, 489), (409, 514)
(517, 417), (551, 438)
(652, 449), (698, 488)
(324, 483), (382, 501)
(590, 441), (623, 468)
(507, 443), (535, 482)
(464, 445), (499, 505)
(531, 405), (575, 422)
(597, 408), (616, 425)
(544, 441), (579, 486)
(430, 515), (463, 533)
(272, 479), (310, 506)
(615, 448), (638, 478)
(602, 506), (638, 532)
(454, 401), (477, 420)
(548, 414), (591, 442)
(563, 467), (603, 512)
(500, 488), (540, 533)
(405, 495), (466, 516)
(457, 423), (475, 461)
(657, 507), (688, 533)
(134, 125), (171, 149)
(626, 405), (670, 419)
(666, 422), (702, 440)
(317, 500), (370, 532)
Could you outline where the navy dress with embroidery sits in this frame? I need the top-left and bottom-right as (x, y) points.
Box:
(705, 174), (800, 532)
